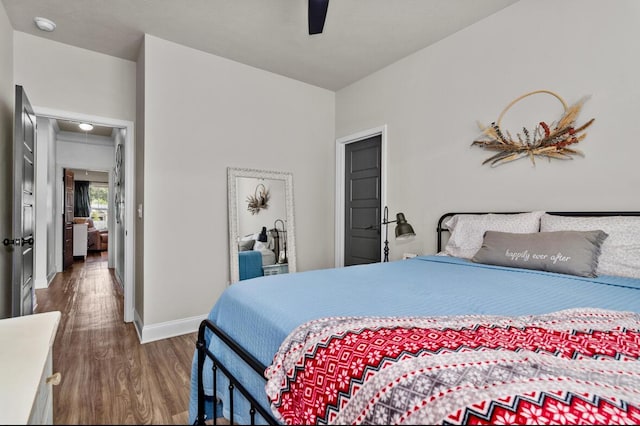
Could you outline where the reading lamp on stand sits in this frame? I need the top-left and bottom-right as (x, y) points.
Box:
(381, 206), (415, 262)
(274, 219), (288, 264)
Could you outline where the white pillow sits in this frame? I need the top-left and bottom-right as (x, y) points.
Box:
(444, 211), (544, 259)
(254, 240), (272, 252)
(540, 214), (640, 278)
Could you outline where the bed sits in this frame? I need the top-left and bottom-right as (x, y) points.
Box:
(189, 211), (640, 425)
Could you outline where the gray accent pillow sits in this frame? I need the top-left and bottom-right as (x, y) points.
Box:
(471, 230), (609, 277)
(238, 239), (255, 252)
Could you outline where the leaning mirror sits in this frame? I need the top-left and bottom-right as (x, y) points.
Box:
(228, 167), (296, 283)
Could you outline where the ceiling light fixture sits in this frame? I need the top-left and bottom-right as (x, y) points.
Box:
(34, 17), (56, 32)
(78, 123), (94, 131)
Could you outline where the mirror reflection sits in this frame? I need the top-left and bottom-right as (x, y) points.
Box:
(228, 167), (296, 283)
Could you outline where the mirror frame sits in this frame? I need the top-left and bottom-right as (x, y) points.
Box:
(227, 167), (297, 283)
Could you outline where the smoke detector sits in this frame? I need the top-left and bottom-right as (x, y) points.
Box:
(34, 17), (56, 32)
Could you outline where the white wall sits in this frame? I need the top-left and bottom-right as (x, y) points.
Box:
(0, 2), (13, 318)
(13, 32), (136, 122)
(34, 117), (57, 289)
(141, 35), (335, 328)
(135, 38), (145, 329)
(336, 0), (640, 258)
(57, 138), (115, 171)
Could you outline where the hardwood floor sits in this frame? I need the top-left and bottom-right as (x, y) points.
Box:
(35, 252), (197, 425)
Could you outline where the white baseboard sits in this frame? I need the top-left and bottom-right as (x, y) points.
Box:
(136, 312), (207, 344)
(114, 270), (124, 289)
(134, 310), (144, 343)
(35, 271), (57, 289)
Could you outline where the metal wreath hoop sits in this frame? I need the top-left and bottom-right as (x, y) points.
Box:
(497, 90), (568, 128)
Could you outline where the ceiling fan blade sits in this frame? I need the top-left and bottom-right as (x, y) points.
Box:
(308, 0), (329, 35)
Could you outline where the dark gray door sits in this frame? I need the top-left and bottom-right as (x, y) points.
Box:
(12, 85), (36, 316)
(344, 135), (381, 266)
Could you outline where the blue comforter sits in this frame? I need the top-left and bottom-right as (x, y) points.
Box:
(189, 255), (640, 424)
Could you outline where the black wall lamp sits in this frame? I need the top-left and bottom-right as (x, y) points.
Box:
(380, 206), (416, 262)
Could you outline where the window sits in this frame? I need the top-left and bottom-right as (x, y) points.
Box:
(89, 182), (108, 230)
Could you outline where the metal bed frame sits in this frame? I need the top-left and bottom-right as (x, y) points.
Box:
(197, 210), (640, 425)
(196, 319), (277, 425)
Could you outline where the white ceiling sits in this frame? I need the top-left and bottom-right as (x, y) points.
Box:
(56, 119), (115, 137)
(2, 0), (518, 91)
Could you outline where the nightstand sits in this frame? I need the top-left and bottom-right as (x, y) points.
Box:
(0, 311), (61, 425)
(263, 263), (288, 276)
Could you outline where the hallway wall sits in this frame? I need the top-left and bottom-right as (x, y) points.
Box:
(0, 2), (13, 318)
(34, 117), (57, 288)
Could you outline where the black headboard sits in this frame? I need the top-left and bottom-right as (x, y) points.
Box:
(436, 211), (640, 253)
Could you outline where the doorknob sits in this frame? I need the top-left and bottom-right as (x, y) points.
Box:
(3, 237), (33, 246)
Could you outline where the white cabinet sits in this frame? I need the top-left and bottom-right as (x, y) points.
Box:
(0, 311), (61, 425)
(73, 223), (88, 259)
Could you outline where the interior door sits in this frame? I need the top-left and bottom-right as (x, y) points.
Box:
(10, 85), (36, 316)
(344, 136), (382, 266)
(63, 169), (74, 270)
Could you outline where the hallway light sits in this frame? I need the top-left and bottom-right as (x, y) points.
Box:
(34, 17), (56, 32)
(78, 123), (94, 131)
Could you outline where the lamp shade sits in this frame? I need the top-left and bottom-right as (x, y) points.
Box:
(258, 226), (268, 242)
(394, 213), (415, 240)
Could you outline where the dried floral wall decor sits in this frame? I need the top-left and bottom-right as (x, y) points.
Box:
(247, 183), (270, 215)
(472, 90), (595, 167)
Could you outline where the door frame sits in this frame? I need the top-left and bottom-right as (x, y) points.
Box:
(334, 125), (387, 268)
(33, 106), (135, 323)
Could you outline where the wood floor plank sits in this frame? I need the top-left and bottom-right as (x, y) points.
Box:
(35, 252), (197, 425)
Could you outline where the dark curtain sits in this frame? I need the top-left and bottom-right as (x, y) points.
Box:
(74, 181), (91, 217)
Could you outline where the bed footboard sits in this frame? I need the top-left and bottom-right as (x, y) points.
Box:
(197, 319), (278, 425)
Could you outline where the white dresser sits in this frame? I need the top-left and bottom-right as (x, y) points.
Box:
(0, 311), (61, 425)
(73, 223), (88, 259)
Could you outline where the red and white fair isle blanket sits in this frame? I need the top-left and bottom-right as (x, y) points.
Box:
(264, 308), (640, 425)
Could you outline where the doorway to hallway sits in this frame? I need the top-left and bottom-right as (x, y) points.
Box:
(32, 105), (135, 323)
